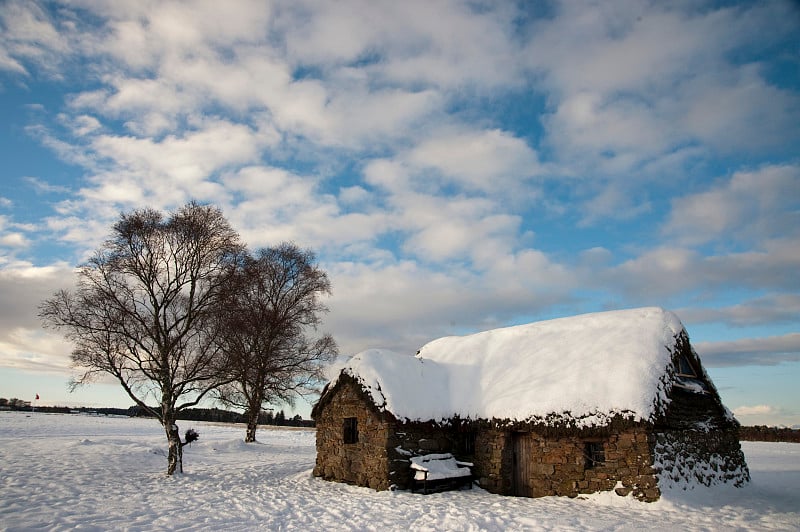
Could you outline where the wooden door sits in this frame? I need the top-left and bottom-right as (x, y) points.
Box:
(513, 432), (533, 497)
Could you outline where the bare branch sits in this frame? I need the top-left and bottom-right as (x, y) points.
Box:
(213, 243), (338, 442)
(39, 202), (244, 474)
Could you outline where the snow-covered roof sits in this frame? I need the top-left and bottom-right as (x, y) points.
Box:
(327, 307), (690, 427)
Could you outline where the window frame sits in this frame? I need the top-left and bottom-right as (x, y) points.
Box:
(674, 353), (710, 394)
(457, 431), (476, 456)
(343, 417), (358, 444)
(676, 354), (698, 377)
(584, 441), (605, 469)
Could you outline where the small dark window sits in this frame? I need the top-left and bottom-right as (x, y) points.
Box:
(677, 354), (697, 377)
(343, 417), (358, 444)
(673, 354), (710, 393)
(584, 442), (605, 469)
(457, 432), (476, 456)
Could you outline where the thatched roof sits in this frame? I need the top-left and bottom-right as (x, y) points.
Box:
(321, 307), (714, 428)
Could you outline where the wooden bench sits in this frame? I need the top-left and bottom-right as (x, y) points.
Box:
(410, 453), (473, 494)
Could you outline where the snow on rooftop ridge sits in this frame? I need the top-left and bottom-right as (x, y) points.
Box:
(414, 307), (686, 424)
(333, 349), (456, 421)
(333, 307), (689, 426)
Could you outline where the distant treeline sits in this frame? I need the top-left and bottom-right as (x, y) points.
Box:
(130, 405), (315, 427)
(4, 403), (796, 439)
(1, 401), (314, 427)
(0, 404), (132, 416)
(739, 425), (800, 443)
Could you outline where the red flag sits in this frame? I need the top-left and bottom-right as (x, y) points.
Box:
(35, 394), (39, 400)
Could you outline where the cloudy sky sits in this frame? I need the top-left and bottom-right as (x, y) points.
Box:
(1, 0), (798, 425)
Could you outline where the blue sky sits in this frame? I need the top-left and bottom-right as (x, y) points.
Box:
(0, 0), (798, 426)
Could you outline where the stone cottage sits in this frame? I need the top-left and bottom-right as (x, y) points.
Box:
(312, 307), (749, 501)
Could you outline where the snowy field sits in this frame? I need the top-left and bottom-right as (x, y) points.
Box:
(1, 412), (797, 531)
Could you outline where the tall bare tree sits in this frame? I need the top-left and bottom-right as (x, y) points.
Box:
(215, 243), (338, 442)
(40, 202), (243, 474)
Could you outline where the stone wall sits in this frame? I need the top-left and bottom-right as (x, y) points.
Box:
(389, 423), (661, 500)
(473, 429), (512, 494)
(487, 428), (660, 501)
(661, 387), (732, 430)
(653, 428), (750, 489)
(654, 383), (750, 490)
(312, 378), (393, 490)
(592, 429), (659, 501)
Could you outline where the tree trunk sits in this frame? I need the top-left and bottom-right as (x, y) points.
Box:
(166, 421), (183, 474)
(245, 404), (259, 443)
(163, 396), (182, 475)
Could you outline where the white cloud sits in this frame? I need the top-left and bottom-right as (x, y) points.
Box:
(0, 262), (74, 336)
(43, 214), (111, 251)
(38, 118), (278, 216)
(727, 404), (797, 431)
(23, 176), (70, 194)
(325, 252), (574, 356)
(579, 183), (652, 225)
(338, 186), (371, 206)
(51, 2), (448, 149)
(704, 238), (800, 290)
(664, 164), (800, 245)
(697, 334), (800, 367)
(58, 113), (102, 137)
(0, 0), (68, 76)
(100, 18), (158, 71)
(0, 232), (29, 248)
(352, 125), (551, 265)
(677, 294), (800, 328)
(78, 0), (273, 65)
(91, 119), (265, 183)
(320, 87), (442, 148)
(545, 90), (679, 170)
(220, 166), (390, 252)
(24, 124), (99, 170)
(733, 404), (775, 417)
(80, 77), (192, 127)
(607, 247), (701, 298)
(279, 1), (522, 90)
(403, 211), (520, 264)
(526, 0), (800, 221)
(0, 47), (26, 74)
(527, 4), (696, 95)
(9, 0), (793, 241)
(363, 158), (412, 193)
(0, 328), (74, 374)
(0, 216), (33, 253)
(680, 65), (800, 154)
(377, 6), (521, 90)
(606, 236), (800, 300)
(407, 129), (542, 193)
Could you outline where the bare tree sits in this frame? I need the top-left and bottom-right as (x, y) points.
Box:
(214, 243), (338, 442)
(40, 202), (243, 474)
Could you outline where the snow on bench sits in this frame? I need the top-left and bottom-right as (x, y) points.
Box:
(409, 453), (473, 494)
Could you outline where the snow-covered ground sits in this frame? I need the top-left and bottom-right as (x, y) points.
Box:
(1, 412), (797, 531)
